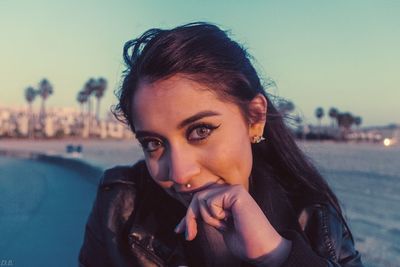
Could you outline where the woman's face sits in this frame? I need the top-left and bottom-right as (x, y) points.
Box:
(132, 75), (255, 206)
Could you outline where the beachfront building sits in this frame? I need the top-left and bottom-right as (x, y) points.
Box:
(0, 108), (13, 137)
(0, 107), (27, 137)
(0, 106), (133, 139)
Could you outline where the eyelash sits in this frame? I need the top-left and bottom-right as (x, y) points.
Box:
(138, 138), (162, 153)
(186, 123), (220, 142)
(138, 123), (221, 153)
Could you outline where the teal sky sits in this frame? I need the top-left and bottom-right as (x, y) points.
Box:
(1, 0), (399, 126)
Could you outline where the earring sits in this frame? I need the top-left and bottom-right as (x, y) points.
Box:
(185, 183), (192, 188)
(252, 136), (266, 144)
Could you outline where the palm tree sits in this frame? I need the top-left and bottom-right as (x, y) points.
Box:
(354, 116), (362, 129)
(38, 78), (53, 126)
(77, 90), (88, 117)
(94, 77), (107, 121)
(77, 90), (89, 137)
(315, 107), (324, 139)
(328, 107), (338, 128)
(82, 78), (97, 137)
(24, 86), (37, 138)
(84, 78), (96, 116)
(337, 112), (354, 140)
(337, 112), (354, 129)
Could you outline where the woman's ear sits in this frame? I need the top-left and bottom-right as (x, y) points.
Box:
(248, 94), (267, 141)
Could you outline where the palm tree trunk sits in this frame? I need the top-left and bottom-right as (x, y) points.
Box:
(80, 103), (84, 118)
(88, 98), (92, 137)
(40, 99), (46, 136)
(96, 97), (100, 122)
(28, 103), (33, 139)
(79, 103), (84, 137)
(318, 119), (322, 140)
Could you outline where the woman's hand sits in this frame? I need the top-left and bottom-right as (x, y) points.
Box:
(174, 184), (292, 265)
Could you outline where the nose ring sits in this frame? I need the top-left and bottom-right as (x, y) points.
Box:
(185, 183), (192, 188)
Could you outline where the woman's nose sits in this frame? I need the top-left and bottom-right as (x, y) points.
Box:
(167, 145), (200, 185)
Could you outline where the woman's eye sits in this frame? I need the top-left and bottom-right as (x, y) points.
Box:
(189, 127), (211, 140)
(187, 124), (220, 141)
(140, 139), (163, 152)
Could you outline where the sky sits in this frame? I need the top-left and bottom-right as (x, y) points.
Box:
(1, 0), (399, 126)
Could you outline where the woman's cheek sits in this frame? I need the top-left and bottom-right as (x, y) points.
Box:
(205, 147), (251, 186)
(146, 158), (165, 183)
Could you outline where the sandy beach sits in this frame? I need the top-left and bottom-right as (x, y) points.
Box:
(0, 138), (144, 170)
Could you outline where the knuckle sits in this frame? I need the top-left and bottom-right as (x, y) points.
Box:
(205, 198), (213, 207)
(194, 191), (205, 201)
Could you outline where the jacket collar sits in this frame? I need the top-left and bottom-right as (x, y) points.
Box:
(127, 169), (190, 266)
(249, 161), (302, 233)
(127, 160), (305, 266)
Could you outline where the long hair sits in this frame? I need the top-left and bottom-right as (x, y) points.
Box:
(113, 22), (342, 216)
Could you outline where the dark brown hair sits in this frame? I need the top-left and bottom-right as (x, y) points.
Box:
(113, 22), (344, 219)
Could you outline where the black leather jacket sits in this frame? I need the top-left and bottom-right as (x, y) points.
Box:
(79, 161), (363, 267)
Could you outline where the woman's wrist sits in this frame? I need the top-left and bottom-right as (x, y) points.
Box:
(249, 237), (292, 267)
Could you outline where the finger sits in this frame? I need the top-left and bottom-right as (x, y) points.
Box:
(198, 200), (227, 231)
(207, 199), (227, 220)
(222, 211), (234, 228)
(204, 191), (234, 220)
(185, 200), (199, 241)
(185, 210), (198, 241)
(205, 193), (236, 231)
(174, 217), (186, 234)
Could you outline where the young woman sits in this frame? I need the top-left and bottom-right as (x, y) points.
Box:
(79, 22), (363, 267)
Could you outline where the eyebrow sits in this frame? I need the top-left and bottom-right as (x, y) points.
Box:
(177, 110), (221, 129)
(135, 110), (221, 139)
(135, 130), (165, 140)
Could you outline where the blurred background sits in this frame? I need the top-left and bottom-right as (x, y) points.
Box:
(0, 1), (399, 266)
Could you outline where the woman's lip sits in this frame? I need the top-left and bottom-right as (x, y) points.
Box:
(172, 180), (224, 207)
(175, 179), (224, 195)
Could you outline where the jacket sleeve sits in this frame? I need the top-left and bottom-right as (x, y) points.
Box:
(279, 203), (363, 267)
(78, 176), (111, 267)
(78, 164), (141, 267)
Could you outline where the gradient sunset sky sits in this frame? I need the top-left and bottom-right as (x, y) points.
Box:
(1, 0), (399, 126)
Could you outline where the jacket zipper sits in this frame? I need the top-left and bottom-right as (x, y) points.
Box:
(129, 236), (166, 267)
